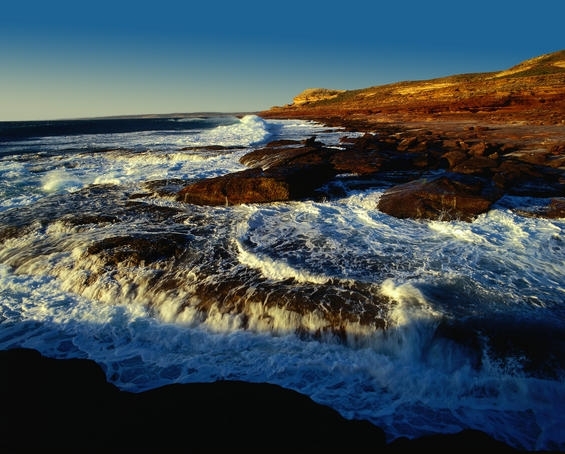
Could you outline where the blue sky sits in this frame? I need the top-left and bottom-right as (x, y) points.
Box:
(1, 1), (563, 121)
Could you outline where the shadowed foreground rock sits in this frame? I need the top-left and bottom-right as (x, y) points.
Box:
(0, 348), (526, 453)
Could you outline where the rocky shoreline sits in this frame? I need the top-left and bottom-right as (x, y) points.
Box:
(215, 50), (564, 221)
(0, 348), (530, 453)
(3, 52), (564, 452)
(177, 119), (564, 222)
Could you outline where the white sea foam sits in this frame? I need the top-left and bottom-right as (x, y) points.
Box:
(1, 116), (564, 451)
(234, 204), (332, 284)
(41, 169), (84, 193)
(235, 239), (331, 284)
(199, 114), (272, 146)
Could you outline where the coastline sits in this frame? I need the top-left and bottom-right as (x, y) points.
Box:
(3, 50), (565, 451)
(0, 348), (525, 453)
(2, 115), (563, 453)
(258, 107), (565, 148)
(173, 110), (564, 221)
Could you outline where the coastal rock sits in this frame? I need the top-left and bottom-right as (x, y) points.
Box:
(261, 50), (565, 125)
(451, 155), (500, 176)
(177, 163), (336, 205)
(0, 348), (523, 453)
(377, 173), (503, 221)
(292, 88), (346, 106)
(493, 158), (565, 197)
(177, 138), (341, 205)
(176, 128), (565, 221)
(176, 124), (565, 222)
(519, 197), (565, 218)
(177, 60), (565, 221)
(239, 141), (329, 170)
(547, 197), (565, 217)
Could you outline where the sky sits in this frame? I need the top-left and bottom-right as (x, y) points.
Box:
(1, 1), (564, 121)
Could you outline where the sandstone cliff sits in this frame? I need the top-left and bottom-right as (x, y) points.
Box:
(292, 88), (346, 106)
(261, 50), (565, 125)
(178, 50), (565, 222)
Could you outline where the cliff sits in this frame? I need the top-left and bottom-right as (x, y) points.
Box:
(292, 88), (346, 105)
(260, 50), (565, 126)
(177, 50), (565, 221)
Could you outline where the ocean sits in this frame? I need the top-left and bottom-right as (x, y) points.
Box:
(0, 114), (564, 451)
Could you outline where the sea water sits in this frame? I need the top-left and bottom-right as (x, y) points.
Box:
(0, 114), (564, 451)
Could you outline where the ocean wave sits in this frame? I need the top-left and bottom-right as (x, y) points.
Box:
(198, 114), (272, 147)
(2, 116), (565, 451)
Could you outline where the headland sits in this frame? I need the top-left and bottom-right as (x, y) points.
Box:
(176, 50), (565, 221)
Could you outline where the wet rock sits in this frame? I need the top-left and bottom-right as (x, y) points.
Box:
(239, 144), (327, 169)
(330, 149), (385, 175)
(0, 348), (523, 453)
(86, 233), (188, 266)
(377, 172), (503, 221)
(175, 120), (565, 223)
(441, 149), (469, 168)
(521, 197), (565, 218)
(451, 155), (500, 177)
(493, 159), (565, 196)
(0, 348), (386, 453)
(177, 164), (336, 206)
(547, 197), (565, 218)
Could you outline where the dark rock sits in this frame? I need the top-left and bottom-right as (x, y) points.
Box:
(377, 172), (503, 221)
(86, 233), (188, 266)
(0, 348), (386, 453)
(264, 138), (302, 147)
(441, 149), (469, 168)
(494, 159), (565, 196)
(451, 155), (500, 176)
(547, 197), (565, 218)
(178, 140), (342, 206)
(522, 197), (565, 218)
(174, 119), (565, 222)
(396, 136), (419, 151)
(330, 149), (385, 175)
(469, 141), (489, 156)
(0, 348), (531, 453)
(387, 429), (519, 452)
(177, 163), (336, 206)
(239, 144), (330, 169)
(550, 143), (565, 155)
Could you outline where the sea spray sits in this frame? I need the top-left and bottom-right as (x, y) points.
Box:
(0, 115), (564, 451)
(378, 279), (442, 360)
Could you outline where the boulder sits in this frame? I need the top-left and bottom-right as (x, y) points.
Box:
(177, 164), (336, 206)
(175, 126), (565, 221)
(377, 172), (503, 221)
(177, 139), (342, 206)
(239, 142), (328, 170)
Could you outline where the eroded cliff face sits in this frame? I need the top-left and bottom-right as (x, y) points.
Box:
(292, 88), (346, 106)
(261, 50), (565, 125)
(178, 51), (565, 221)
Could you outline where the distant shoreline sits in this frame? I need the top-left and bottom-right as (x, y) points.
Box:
(0, 111), (260, 123)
